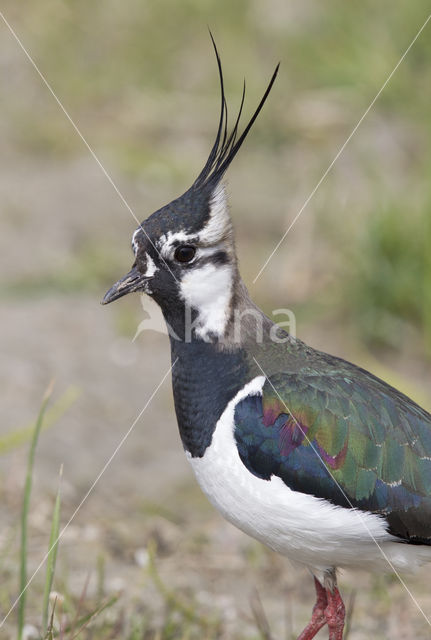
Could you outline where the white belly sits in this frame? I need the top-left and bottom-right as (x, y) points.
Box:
(187, 376), (431, 577)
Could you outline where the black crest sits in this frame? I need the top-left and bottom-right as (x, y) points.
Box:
(193, 33), (280, 190)
(129, 37), (280, 244)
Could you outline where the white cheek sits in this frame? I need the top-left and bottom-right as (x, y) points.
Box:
(144, 253), (158, 277)
(180, 263), (232, 339)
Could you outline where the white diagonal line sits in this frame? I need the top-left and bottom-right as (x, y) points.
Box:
(0, 10), (179, 284)
(0, 358), (177, 629)
(253, 13), (431, 284)
(253, 356), (431, 627)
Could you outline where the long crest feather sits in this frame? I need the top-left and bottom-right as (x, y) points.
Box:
(193, 33), (280, 190)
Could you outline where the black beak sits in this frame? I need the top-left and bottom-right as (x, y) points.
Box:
(101, 266), (144, 305)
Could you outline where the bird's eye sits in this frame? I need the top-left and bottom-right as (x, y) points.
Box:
(174, 245), (196, 263)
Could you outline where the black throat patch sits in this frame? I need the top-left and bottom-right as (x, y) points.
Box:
(170, 338), (249, 457)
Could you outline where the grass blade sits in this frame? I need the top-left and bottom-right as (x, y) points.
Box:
(42, 464), (63, 634)
(69, 595), (119, 640)
(18, 382), (54, 640)
(250, 588), (273, 640)
(0, 386), (79, 455)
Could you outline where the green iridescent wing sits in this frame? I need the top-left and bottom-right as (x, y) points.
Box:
(234, 369), (431, 542)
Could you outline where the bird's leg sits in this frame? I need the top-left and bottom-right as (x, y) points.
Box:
(296, 577), (328, 640)
(323, 572), (345, 640)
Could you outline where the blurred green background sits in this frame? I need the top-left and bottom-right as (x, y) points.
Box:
(2, 0), (431, 368)
(1, 1), (431, 638)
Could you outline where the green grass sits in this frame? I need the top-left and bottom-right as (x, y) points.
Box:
(0, 387), (79, 455)
(343, 203), (431, 354)
(6, 392), (277, 639)
(0, 244), (126, 300)
(41, 465), (62, 635)
(18, 383), (54, 640)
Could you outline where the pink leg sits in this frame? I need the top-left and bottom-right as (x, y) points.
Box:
(325, 585), (345, 640)
(297, 577), (328, 640)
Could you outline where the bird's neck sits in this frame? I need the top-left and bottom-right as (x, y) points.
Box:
(163, 273), (298, 457)
(169, 335), (249, 456)
(164, 273), (261, 457)
(165, 276), (294, 457)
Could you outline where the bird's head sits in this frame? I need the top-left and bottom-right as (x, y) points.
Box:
(103, 39), (279, 342)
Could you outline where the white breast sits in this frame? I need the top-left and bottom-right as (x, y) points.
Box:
(187, 376), (431, 577)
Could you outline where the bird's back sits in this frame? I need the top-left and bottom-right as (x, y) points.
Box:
(238, 326), (431, 545)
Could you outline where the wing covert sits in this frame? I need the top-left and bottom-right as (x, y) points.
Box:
(234, 372), (431, 543)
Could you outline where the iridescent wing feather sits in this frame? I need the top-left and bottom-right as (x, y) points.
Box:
(234, 370), (431, 543)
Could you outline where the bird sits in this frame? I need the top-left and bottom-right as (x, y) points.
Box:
(102, 38), (431, 639)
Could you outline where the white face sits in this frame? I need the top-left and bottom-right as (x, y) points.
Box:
(131, 183), (236, 341)
(180, 261), (233, 340)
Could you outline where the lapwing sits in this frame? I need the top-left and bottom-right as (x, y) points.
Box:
(102, 40), (431, 639)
